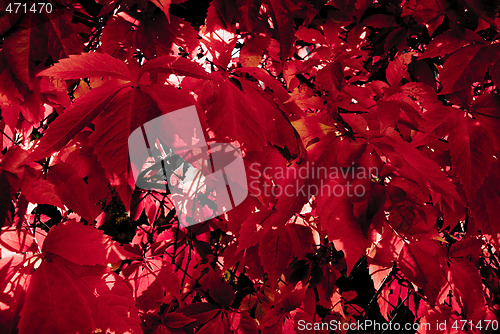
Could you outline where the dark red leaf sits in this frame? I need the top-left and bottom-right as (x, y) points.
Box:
(209, 279), (235, 308)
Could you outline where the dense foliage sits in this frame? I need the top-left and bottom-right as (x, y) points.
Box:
(1, 0), (500, 333)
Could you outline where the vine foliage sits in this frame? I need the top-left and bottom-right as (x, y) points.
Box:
(0, 0), (500, 333)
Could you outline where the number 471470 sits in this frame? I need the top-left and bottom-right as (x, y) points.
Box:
(5, 2), (53, 14)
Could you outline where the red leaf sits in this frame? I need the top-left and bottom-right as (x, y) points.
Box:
(471, 93), (500, 151)
(205, 0), (239, 31)
(37, 53), (132, 81)
(20, 169), (64, 209)
(447, 237), (486, 319)
(397, 239), (445, 305)
(0, 254), (34, 333)
(438, 44), (492, 96)
(386, 52), (414, 87)
(196, 312), (226, 334)
(139, 56), (215, 81)
(448, 237), (483, 262)
(287, 85), (323, 109)
(420, 29), (483, 59)
(0, 227), (36, 254)
(122, 258), (181, 312)
(281, 283), (307, 312)
(362, 14), (395, 29)
(259, 227), (294, 283)
(18, 257), (94, 333)
(448, 113), (496, 200)
(180, 302), (220, 326)
(150, 0), (172, 21)
(296, 27), (327, 44)
(204, 76), (300, 153)
(471, 160), (500, 235)
(163, 312), (196, 328)
(316, 62), (344, 92)
(31, 80), (127, 160)
(259, 307), (286, 332)
(137, 14), (199, 59)
(99, 16), (135, 60)
(236, 0), (260, 32)
(284, 224), (314, 260)
(18, 256), (141, 334)
(268, 0), (296, 61)
(449, 260), (486, 320)
(90, 84), (194, 208)
(45, 11), (88, 60)
(47, 163), (103, 222)
(239, 35), (270, 67)
(205, 79), (267, 150)
(42, 220), (129, 266)
(228, 311), (259, 334)
(408, 59), (436, 88)
(2, 27), (32, 88)
(315, 183), (369, 274)
(374, 130), (462, 209)
(1, 146), (28, 178)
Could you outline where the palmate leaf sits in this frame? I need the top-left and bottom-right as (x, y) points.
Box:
(2, 1), (500, 332)
(34, 53), (199, 208)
